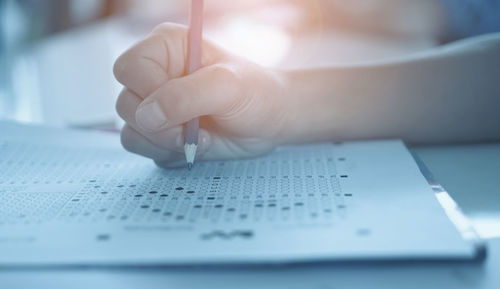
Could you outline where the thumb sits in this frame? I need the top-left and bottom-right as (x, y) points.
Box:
(135, 63), (242, 132)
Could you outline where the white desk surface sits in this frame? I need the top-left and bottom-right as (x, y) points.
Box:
(1, 142), (499, 289)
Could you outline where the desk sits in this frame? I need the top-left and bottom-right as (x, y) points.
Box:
(1, 142), (499, 289)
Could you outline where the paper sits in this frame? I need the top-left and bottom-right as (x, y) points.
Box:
(0, 122), (477, 266)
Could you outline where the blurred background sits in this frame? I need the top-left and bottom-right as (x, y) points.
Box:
(0, 0), (458, 129)
(1, 0), (499, 246)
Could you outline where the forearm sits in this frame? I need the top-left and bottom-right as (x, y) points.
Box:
(281, 33), (500, 144)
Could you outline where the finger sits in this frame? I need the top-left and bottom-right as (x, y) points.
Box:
(121, 124), (213, 162)
(116, 88), (184, 154)
(124, 122), (186, 154)
(135, 63), (242, 132)
(116, 88), (167, 148)
(120, 124), (183, 162)
(154, 132), (273, 168)
(116, 88), (141, 126)
(113, 23), (221, 99)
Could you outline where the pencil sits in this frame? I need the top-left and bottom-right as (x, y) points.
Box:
(184, 0), (203, 170)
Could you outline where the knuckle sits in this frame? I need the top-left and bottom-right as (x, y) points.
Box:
(151, 23), (186, 37)
(114, 36), (170, 94)
(115, 90), (137, 123)
(115, 92), (128, 121)
(210, 64), (242, 94)
(150, 25), (188, 79)
(113, 54), (127, 84)
(210, 63), (239, 81)
(113, 42), (147, 85)
(120, 126), (137, 153)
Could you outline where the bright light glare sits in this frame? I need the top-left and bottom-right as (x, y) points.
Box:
(211, 16), (291, 67)
(470, 214), (500, 239)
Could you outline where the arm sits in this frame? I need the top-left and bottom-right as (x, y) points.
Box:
(114, 25), (500, 167)
(282, 33), (500, 144)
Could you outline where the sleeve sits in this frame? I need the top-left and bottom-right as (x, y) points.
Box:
(440, 0), (500, 40)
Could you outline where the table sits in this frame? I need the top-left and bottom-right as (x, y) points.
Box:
(2, 143), (499, 289)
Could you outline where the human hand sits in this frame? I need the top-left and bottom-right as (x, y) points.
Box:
(113, 23), (291, 168)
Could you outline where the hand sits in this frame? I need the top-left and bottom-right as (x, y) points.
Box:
(113, 23), (291, 168)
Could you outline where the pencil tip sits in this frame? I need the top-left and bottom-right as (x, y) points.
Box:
(184, 143), (198, 169)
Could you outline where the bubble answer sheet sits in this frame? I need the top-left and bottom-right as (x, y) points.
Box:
(0, 121), (485, 266)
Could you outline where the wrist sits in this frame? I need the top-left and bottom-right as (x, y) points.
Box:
(274, 68), (346, 145)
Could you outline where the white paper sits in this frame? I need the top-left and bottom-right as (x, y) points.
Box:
(0, 122), (476, 266)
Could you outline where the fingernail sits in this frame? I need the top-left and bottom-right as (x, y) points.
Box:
(136, 101), (167, 131)
(198, 130), (212, 153)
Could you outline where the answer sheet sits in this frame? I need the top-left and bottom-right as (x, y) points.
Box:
(0, 122), (479, 266)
